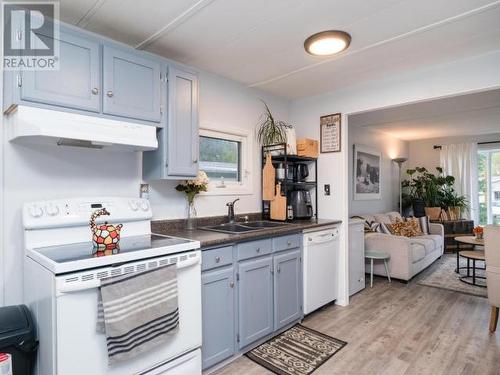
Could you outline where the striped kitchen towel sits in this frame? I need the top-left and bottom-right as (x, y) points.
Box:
(96, 265), (179, 365)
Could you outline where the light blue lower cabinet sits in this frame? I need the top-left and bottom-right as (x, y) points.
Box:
(201, 267), (235, 370)
(274, 249), (302, 330)
(238, 256), (274, 349)
(201, 239), (303, 370)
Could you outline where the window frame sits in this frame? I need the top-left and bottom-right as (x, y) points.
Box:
(198, 126), (253, 196)
(478, 147), (500, 225)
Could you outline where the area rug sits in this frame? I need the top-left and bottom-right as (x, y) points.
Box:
(245, 324), (347, 375)
(418, 254), (487, 298)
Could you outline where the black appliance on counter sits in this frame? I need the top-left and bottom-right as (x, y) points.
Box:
(288, 190), (313, 219)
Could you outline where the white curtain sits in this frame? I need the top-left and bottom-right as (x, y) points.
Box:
(440, 142), (479, 223)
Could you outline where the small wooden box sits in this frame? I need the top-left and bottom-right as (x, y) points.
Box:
(297, 138), (319, 158)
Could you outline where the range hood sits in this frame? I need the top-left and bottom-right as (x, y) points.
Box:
(5, 106), (158, 151)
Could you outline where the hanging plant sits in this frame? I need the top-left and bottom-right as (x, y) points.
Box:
(256, 100), (292, 146)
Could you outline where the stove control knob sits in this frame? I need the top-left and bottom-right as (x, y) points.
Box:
(30, 205), (43, 218)
(129, 201), (139, 211)
(46, 204), (59, 216)
(140, 201), (150, 211)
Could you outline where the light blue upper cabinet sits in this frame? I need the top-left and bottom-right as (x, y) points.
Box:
(238, 255), (274, 349)
(103, 46), (162, 122)
(273, 249), (302, 330)
(166, 66), (199, 177)
(21, 29), (101, 113)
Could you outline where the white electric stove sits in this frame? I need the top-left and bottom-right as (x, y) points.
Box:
(23, 197), (202, 375)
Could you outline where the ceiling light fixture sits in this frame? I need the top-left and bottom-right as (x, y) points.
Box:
(304, 30), (351, 56)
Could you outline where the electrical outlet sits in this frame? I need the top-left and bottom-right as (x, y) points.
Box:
(324, 184), (330, 196)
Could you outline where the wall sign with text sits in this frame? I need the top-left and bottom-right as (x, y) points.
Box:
(320, 113), (341, 153)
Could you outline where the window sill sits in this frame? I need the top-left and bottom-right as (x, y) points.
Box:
(200, 186), (253, 196)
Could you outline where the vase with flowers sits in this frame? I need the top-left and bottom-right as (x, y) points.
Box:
(473, 226), (484, 240)
(175, 171), (209, 230)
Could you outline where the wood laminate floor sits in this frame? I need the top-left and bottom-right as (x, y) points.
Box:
(213, 276), (500, 375)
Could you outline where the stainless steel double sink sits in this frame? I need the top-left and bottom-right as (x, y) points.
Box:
(201, 220), (289, 234)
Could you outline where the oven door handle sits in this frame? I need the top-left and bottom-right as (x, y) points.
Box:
(57, 257), (200, 295)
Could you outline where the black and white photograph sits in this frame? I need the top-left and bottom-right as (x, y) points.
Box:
(353, 144), (381, 200)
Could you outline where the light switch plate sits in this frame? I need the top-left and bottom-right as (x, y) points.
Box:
(324, 184), (330, 196)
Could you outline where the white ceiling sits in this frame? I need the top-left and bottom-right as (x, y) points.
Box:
(348, 89), (500, 140)
(60, 0), (500, 99)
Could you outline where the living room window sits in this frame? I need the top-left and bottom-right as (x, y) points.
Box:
(478, 148), (500, 225)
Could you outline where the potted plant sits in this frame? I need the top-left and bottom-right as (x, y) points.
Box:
(175, 170), (209, 229)
(256, 100), (292, 150)
(402, 167), (443, 219)
(402, 166), (469, 220)
(441, 176), (469, 220)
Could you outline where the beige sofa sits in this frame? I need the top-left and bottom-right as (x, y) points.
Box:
(360, 212), (444, 281)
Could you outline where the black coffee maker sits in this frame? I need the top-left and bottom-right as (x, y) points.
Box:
(287, 190), (313, 219)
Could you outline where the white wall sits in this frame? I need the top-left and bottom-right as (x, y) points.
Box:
(409, 133), (500, 171)
(0, 69), (289, 305)
(290, 51), (500, 306)
(348, 126), (408, 216)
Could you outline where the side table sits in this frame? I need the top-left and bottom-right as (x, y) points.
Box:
(365, 251), (391, 287)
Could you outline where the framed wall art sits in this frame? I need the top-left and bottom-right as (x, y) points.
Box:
(320, 113), (341, 153)
(353, 144), (381, 200)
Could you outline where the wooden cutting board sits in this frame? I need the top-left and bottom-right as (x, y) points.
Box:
(270, 183), (287, 221)
(262, 154), (275, 201)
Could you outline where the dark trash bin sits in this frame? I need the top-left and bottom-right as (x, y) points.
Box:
(0, 305), (38, 375)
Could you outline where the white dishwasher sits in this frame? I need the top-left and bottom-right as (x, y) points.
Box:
(303, 226), (340, 314)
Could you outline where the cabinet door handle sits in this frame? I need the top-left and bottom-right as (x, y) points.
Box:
(287, 240), (292, 246)
(107, 91), (114, 98)
(215, 256), (221, 263)
(91, 88), (99, 95)
(256, 248), (261, 253)
(277, 266), (281, 273)
(193, 159), (198, 163)
(229, 281), (234, 288)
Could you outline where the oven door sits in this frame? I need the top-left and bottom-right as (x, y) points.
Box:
(54, 250), (201, 375)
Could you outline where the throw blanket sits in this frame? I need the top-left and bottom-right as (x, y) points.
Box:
(97, 265), (179, 365)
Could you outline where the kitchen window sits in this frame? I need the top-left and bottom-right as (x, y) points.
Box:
(199, 127), (252, 195)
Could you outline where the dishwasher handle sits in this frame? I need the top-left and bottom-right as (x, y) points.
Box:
(307, 232), (338, 244)
(57, 256), (200, 295)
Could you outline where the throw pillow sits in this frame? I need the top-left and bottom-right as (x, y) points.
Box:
(404, 217), (424, 236)
(386, 219), (421, 237)
(378, 222), (392, 235)
(418, 216), (430, 235)
(404, 216), (429, 235)
(351, 216), (381, 233)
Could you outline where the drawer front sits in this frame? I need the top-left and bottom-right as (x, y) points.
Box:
(273, 234), (301, 253)
(237, 239), (272, 261)
(202, 246), (233, 271)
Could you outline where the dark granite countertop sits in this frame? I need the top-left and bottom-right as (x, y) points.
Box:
(151, 215), (342, 249)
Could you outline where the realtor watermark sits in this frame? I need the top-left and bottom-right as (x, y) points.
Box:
(3, 1), (60, 70)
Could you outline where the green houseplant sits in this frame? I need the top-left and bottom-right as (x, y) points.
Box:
(402, 167), (443, 219)
(441, 176), (469, 219)
(256, 100), (291, 146)
(402, 166), (468, 220)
